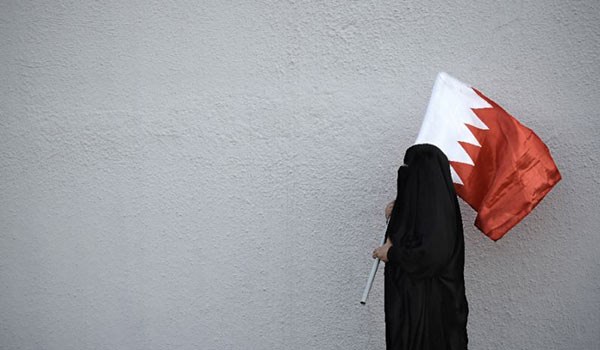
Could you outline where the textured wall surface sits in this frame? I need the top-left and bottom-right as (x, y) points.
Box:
(1, 1), (599, 349)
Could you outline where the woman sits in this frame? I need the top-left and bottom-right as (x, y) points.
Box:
(372, 143), (469, 350)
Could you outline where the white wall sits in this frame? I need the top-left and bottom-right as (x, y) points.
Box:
(1, 1), (598, 349)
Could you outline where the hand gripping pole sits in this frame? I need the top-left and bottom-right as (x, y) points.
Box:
(360, 217), (390, 305)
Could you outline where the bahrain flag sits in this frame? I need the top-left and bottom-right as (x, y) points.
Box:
(415, 72), (561, 241)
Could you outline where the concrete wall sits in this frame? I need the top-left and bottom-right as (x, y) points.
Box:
(1, 1), (598, 349)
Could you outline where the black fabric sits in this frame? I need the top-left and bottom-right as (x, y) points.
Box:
(384, 143), (469, 350)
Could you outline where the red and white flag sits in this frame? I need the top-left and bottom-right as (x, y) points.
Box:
(415, 72), (561, 241)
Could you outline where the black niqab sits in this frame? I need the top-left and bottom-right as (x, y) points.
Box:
(384, 143), (469, 350)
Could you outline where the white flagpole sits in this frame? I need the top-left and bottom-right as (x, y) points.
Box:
(360, 217), (390, 305)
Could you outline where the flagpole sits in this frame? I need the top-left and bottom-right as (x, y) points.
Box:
(360, 217), (390, 305)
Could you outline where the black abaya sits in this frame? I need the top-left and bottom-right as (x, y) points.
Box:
(384, 143), (469, 350)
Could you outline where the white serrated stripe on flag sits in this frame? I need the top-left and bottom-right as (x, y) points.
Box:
(415, 72), (492, 184)
(449, 166), (464, 186)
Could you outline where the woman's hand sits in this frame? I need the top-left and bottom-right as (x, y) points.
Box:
(372, 237), (393, 262)
(385, 200), (395, 220)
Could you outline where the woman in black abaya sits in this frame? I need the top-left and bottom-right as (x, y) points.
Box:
(372, 143), (469, 350)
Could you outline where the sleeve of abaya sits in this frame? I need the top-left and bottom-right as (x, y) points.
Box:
(383, 165), (409, 243)
(386, 159), (457, 279)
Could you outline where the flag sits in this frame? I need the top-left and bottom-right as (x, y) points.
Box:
(414, 72), (561, 241)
